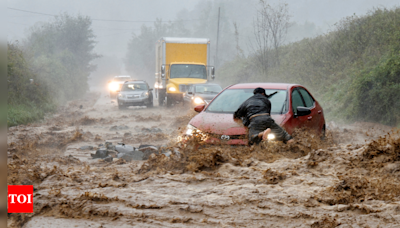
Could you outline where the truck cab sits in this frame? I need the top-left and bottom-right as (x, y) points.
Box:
(154, 37), (215, 107)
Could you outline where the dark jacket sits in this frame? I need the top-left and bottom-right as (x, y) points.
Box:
(234, 93), (271, 126)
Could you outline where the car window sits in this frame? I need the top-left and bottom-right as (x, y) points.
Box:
(291, 89), (305, 114)
(114, 77), (131, 82)
(299, 88), (314, 108)
(170, 64), (207, 79)
(206, 89), (287, 114)
(121, 83), (148, 91)
(195, 85), (222, 94)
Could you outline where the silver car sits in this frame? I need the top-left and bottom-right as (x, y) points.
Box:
(117, 81), (154, 109)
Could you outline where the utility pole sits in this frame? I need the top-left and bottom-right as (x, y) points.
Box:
(215, 7), (221, 69)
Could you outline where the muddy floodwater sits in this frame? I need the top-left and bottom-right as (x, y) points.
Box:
(7, 91), (400, 228)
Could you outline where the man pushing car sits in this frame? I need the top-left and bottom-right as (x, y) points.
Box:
(234, 87), (294, 145)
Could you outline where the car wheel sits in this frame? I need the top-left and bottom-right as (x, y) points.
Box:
(166, 97), (172, 107)
(118, 102), (126, 110)
(158, 95), (164, 106)
(320, 125), (326, 140)
(147, 97), (154, 108)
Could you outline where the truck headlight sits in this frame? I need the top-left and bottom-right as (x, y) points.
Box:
(193, 97), (204, 105)
(168, 87), (177, 92)
(108, 82), (119, 92)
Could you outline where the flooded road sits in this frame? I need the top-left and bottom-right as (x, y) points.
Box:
(7, 91), (400, 228)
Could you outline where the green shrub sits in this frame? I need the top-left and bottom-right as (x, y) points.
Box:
(25, 14), (99, 102)
(7, 43), (56, 127)
(348, 49), (400, 125)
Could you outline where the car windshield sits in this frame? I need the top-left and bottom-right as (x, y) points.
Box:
(170, 64), (207, 79)
(114, 77), (131, 82)
(121, 83), (147, 91)
(206, 89), (287, 114)
(195, 85), (222, 94)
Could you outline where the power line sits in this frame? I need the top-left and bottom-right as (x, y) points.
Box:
(97, 31), (135, 38)
(9, 15), (48, 18)
(90, 24), (143, 31)
(8, 21), (30, 26)
(8, 7), (54, 17)
(8, 7), (203, 23)
(93, 27), (142, 31)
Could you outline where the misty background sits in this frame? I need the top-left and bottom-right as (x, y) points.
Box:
(8, 0), (400, 87)
(6, 0), (400, 127)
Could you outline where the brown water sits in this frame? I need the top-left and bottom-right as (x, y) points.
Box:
(7, 92), (400, 228)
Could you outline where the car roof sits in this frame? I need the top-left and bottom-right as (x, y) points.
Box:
(125, 80), (147, 84)
(192, 83), (221, 86)
(114, 75), (131, 78)
(228, 82), (300, 90)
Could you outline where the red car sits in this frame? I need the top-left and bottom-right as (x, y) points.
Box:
(186, 83), (325, 145)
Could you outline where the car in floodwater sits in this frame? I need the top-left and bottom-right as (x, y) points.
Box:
(185, 83), (325, 145)
(183, 83), (223, 107)
(117, 80), (153, 109)
(108, 75), (133, 98)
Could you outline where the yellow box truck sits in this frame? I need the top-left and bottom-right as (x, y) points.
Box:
(154, 37), (215, 107)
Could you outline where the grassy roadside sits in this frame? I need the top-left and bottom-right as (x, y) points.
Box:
(217, 7), (400, 126)
(7, 103), (56, 127)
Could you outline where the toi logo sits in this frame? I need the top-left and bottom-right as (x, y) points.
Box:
(8, 185), (34, 213)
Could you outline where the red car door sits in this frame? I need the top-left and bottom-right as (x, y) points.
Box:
(285, 87), (308, 134)
(298, 87), (320, 131)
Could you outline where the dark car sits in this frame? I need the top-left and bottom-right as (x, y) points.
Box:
(117, 80), (153, 109)
(183, 83), (222, 107)
(185, 83), (325, 145)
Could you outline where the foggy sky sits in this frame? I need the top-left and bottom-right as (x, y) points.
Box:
(8, 0), (198, 59)
(7, 0), (400, 75)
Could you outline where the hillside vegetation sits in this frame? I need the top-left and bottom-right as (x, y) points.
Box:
(7, 43), (56, 127)
(7, 14), (98, 127)
(218, 7), (400, 126)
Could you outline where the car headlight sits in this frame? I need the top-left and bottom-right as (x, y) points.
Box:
(185, 124), (197, 136)
(177, 125), (198, 142)
(141, 91), (149, 97)
(193, 97), (204, 105)
(108, 82), (119, 92)
(267, 133), (275, 140)
(168, 87), (177, 92)
(181, 124), (208, 141)
(118, 94), (125, 99)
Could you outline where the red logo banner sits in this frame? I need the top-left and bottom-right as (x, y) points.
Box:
(8, 185), (34, 213)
